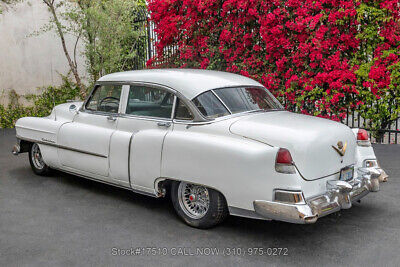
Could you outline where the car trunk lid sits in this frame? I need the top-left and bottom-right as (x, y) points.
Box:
(229, 111), (356, 180)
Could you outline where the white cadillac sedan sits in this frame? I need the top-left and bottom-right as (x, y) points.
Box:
(13, 69), (388, 228)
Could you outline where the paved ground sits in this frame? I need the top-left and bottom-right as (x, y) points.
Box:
(1, 129), (399, 267)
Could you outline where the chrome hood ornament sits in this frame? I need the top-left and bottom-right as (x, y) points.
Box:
(332, 141), (347, 156)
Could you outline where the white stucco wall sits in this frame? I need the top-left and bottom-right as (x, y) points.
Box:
(0, 1), (86, 106)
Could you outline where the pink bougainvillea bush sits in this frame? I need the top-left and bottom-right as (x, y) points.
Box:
(147, 0), (400, 133)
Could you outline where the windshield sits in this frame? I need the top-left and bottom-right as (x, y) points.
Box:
(192, 87), (283, 119)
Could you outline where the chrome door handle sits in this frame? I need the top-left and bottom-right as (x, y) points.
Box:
(107, 115), (117, 122)
(157, 121), (171, 128)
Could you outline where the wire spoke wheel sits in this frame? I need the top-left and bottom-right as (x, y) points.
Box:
(31, 143), (45, 170)
(171, 181), (228, 228)
(178, 182), (210, 219)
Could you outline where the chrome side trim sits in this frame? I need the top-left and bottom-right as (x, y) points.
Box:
(127, 133), (134, 187)
(80, 109), (119, 117)
(15, 125), (55, 135)
(52, 167), (158, 198)
(118, 113), (172, 122)
(81, 109), (175, 123)
(173, 109), (286, 126)
(16, 136), (107, 158)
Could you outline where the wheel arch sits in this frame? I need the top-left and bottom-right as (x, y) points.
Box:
(154, 177), (228, 205)
(19, 139), (33, 153)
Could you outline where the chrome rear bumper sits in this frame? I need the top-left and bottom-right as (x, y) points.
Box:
(253, 167), (386, 224)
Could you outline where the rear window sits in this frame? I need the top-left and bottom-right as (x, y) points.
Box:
(192, 87), (282, 118)
(213, 87), (282, 114)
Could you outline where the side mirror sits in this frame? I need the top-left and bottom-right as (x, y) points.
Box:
(69, 104), (78, 114)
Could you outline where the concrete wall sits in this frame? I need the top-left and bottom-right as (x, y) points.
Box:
(0, 1), (86, 106)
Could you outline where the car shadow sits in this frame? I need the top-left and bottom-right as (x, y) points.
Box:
(9, 165), (385, 257)
(53, 169), (169, 208)
(54, 168), (383, 228)
(9, 166), (168, 209)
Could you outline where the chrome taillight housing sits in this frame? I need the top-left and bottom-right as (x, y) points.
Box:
(274, 190), (305, 204)
(357, 129), (371, 147)
(275, 148), (296, 174)
(364, 159), (378, 168)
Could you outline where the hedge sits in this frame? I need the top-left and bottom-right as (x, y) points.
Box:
(147, 0), (400, 135)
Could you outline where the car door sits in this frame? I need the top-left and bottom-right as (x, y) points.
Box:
(57, 83), (123, 178)
(108, 84), (174, 192)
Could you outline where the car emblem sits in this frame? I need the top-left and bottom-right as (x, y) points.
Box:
(332, 141), (347, 156)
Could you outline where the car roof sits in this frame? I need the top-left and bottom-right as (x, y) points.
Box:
(97, 69), (263, 100)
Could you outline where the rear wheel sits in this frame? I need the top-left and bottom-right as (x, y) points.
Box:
(29, 143), (51, 175)
(170, 181), (228, 228)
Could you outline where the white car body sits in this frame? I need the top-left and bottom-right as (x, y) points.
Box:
(13, 69), (388, 223)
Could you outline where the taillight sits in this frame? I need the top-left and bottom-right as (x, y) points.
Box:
(357, 129), (371, 147)
(276, 148), (293, 164)
(357, 129), (368, 140)
(275, 148), (296, 174)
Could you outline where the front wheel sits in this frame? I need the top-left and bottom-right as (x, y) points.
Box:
(170, 181), (228, 229)
(29, 143), (51, 175)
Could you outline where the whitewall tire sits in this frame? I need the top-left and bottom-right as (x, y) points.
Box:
(28, 143), (51, 175)
(171, 181), (228, 228)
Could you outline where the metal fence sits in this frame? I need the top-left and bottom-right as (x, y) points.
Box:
(344, 110), (400, 144)
(131, 8), (153, 70)
(132, 8), (178, 69)
(133, 8), (180, 69)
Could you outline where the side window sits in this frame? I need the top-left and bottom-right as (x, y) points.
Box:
(126, 85), (174, 119)
(192, 91), (230, 118)
(86, 84), (122, 113)
(175, 98), (194, 120)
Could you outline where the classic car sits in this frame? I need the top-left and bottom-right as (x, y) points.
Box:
(12, 69), (388, 228)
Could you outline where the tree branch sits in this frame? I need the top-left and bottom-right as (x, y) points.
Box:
(73, 30), (82, 69)
(43, 0), (85, 97)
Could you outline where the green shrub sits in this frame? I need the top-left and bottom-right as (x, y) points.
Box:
(0, 76), (81, 128)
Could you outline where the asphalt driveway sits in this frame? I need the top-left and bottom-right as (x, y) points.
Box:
(1, 129), (399, 266)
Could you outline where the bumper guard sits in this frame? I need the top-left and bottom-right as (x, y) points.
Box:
(253, 167), (386, 224)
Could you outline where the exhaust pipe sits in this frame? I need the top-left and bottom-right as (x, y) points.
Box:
(377, 168), (389, 182)
(12, 144), (20, 155)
